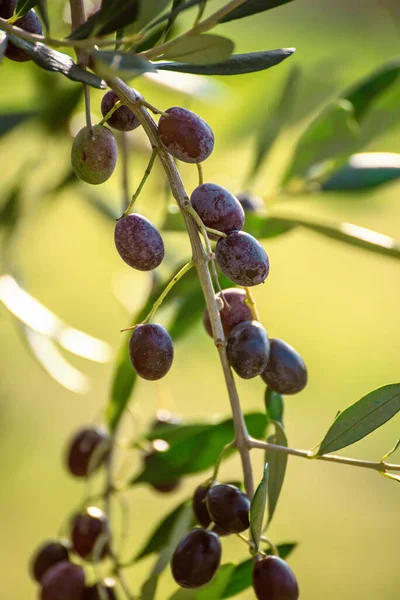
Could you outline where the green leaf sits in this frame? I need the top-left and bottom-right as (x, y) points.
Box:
(161, 34), (234, 65)
(248, 65), (300, 182)
(283, 99), (359, 184)
(0, 111), (36, 137)
(250, 463), (268, 551)
(145, 0), (206, 33)
(265, 422), (288, 527)
(220, 0), (294, 23)
(221, 543), (297, 599)
(270, 215), (400, 261)
(136, 0), (172, 30)
(168, 288), (204, 341)
(317, 383), (400, 456)
(343, 58), (400, 122)
(92, 50), (156, 79)
(322, 152), (400, 191)
(156, 48), (295, 75)
(135, 501), (195, 561)
(6, 35), (105, 88)
(69, 1), (140, 39)
(264, 388), (284, 424)
(132, 413), (268, 484)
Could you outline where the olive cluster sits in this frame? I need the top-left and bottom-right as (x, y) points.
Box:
(0, 0), (43, 62)
(170, 480), (299, 599)
(30, 427), (115, 599)
(204, 288), (307, 394)
(30, 411), (184, 599)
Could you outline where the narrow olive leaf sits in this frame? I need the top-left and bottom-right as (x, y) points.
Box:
(266, 214), (400, 260)
(248, 64), (300, 182)
(132, 413), (267, 484)
(343, 58), (400, 123)
(0, 274), (111, 362)
(321, 152), (400, 191)
(135, 0), (172, 31)
(0, 111), (36, 136)
(221, 543), (297, 599)
(135, 502), (195, 562)
(250, 463), (268, 551)
(69, 0), (140, 39)
(316, 383), (400, 456)
(220, 0), (294, 23)
(265, 422), (288, 527)
(23, 327), (90, 394)
(283, 99), (359, 184)
(6, 35), (105, 88)
(151, 504), (193, 577)
(161, 34), (234, 65)
(264, 388), (284, 424)
(92, 50), (156, 79)
(0, 31), (7, 60)
(145, 0), (205, 33)
(168, 288), (204, 341)
(156, 48), (295, 75)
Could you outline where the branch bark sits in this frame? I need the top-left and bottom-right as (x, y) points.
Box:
(106, 78), (254, 498)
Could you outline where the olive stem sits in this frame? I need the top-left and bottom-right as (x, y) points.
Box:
(121, 148), (158, 218)
(236, 532), (267, 557)
(184, 204), (227, 239)
(260, 536), (279, 556)
(118, 133), (129, 214)
(139, 99), (170, 118)
(210, 441), (235, 482)
(249, 438), (400, 472)
(244, 287), (261, 321)
(105, 77), (255, 500)
(197, 163), (204, 185)
(142, 260), (194, 324)
(98, 100), (123, 126)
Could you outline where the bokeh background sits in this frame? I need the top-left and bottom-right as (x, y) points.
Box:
(1, 0), (399, 598)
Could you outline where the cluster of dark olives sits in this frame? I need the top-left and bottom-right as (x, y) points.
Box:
(0, 0), (43, 62)
(203, 287), (307, 394)
(171, 481), (299, 598)
(30, 427), (116, 599)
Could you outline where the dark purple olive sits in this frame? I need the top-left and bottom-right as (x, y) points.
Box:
(227, 320), (270, 379)
(66, 426), (110, 478)
(206, 484), (250, 534)
(101, 90), (141, 132)
(40, 561), (85, 600)
(191, 183), (244, 239)
(114, 214), (164, 271)
(261, 338), (307, 394)
(30, 540), (70, 583)
(252, 556), (299, 600)
(129, 323), (173, 380)
(70, 507), (109, 560)
(158, 107), (214, 163)
(216, 231), (270, 286)
(203, 288), (253, 338)
(171, 528), (221, 588)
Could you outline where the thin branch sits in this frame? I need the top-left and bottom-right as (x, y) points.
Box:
(105, 77), (254, 499)
(249, 439), (400, 473)
(120, 133), (130, 214)
(121, 148), (158, 218)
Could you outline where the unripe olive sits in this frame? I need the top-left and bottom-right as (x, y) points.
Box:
(71, 125), (117, 185)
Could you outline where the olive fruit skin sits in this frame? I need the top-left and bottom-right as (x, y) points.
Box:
(40, 561), (85, 600)
(190, 183), (244, 239)
(101, 90), (141, 132)
(252, 556), (299, 600)
(171, 528), (221, 589)
(158, 107), (214, 163)
(0, 0), (16, 19)
(261, 338), (307, 395)
(237, 192), (264, 213)
(83, 580), (117, 600)
(227, 320), (270, 379)
(203, 288), (253, 338)
(66, 426), (110, 478)
(71, 125), (117, 185)
(216, 231), (270, 287)
(30, 540), (70, 583)
(143, 441), (181, 494)
(114, 214), (164, 271)
(192, 482), (213, 528)
(129, 323), (173, 380)
(70, 508), (109, 560)
(206, 484), (250, 534)
(5, 9), (43, 62)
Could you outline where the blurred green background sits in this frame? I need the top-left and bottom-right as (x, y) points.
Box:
(1, 0), (399, 598)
